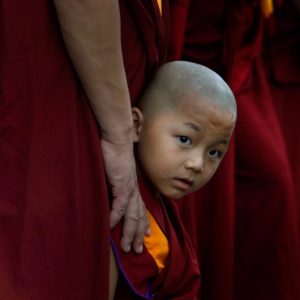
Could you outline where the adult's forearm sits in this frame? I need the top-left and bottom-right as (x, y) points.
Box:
(53, 0), (133, 142)
(54, 1), (150, 255)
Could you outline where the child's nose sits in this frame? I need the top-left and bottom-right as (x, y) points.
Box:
(185, 155), (204, 172)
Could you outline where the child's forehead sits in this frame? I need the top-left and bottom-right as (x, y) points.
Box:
(141, 82), (236, 125)
(176, 92), (215, 112)
(172, 94), (236, 128)
(178, 91), (235, 116)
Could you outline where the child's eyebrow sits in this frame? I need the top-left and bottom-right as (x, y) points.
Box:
(219, 140), (229, 146)
(213, 139), (230, 147)
(184, 122), (201, 132)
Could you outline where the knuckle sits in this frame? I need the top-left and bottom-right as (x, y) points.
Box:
(138, 209), (146, 219)
(112, 205), (126, 216)
(145, 217), (150, 227)
(125, 213), (140, 222)
(118, 206), (126, 216)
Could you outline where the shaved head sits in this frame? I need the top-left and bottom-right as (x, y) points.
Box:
(138, 61), (236, 121)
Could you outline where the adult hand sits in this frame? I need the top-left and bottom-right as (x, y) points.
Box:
(101, 139), (150, 253)
(53, 0), (149, 253)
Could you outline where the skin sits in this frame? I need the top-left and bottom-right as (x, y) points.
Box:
(135, 62), (236, 199)
(53, 0), (149, 254)
(110, 61), (237, 297)
(133, 97), (235, 199)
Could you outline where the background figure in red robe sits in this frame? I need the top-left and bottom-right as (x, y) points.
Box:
(169, 0), (300, 299)
(0, 0), (169, 299)
(263, 0), (300, 221)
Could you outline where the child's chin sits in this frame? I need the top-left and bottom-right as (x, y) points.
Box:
(161, 190), (186, 200)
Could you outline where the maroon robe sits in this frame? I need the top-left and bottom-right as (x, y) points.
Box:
(168, 0), (191, 61)
(120, 0), (170, 105)
(111, 178), (200, 300)
(0, 1), (109, 299)
(0, 0), (170, 299)
(169, 1), (300, 299)
(263, 0), (300, 220)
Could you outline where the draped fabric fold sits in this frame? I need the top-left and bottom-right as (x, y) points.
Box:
(0, 1), (109, 299)
(111, 178), (200, 300)
(169, 1), (300, 299)
(119, 0), (170, 105)
(0, 1), (171, 299)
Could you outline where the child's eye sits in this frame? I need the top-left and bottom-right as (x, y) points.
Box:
(177, 136), (192, 146)
(208, 149), (223, 159)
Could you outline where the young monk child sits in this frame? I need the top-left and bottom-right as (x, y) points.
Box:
(110, 61), (237, 300)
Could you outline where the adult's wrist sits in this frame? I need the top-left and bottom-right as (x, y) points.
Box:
(100, 125), (134, 145)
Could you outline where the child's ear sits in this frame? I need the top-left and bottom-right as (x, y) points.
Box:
(132, 107), (144, 142)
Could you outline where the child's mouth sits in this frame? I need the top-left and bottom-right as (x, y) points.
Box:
(173, 178), (193, 190)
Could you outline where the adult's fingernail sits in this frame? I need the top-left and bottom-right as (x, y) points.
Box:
(146, 228), (152, 236)
(124, 244), (131, 252)
(136, 245), (143, 254)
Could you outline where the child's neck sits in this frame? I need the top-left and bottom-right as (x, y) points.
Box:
(136, 165), (162, 201)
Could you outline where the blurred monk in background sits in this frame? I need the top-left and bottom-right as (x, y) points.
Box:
(168, 0), (300, 299)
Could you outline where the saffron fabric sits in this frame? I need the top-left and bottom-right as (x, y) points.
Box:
(144, 210), (169, 273)
(156, 0), (163, 15)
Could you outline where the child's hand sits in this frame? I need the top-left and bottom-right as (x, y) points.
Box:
(101, 139), (150, 254)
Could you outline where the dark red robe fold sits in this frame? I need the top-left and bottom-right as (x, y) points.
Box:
(168, 0), (191, 61)
(0, 0), (170, 299)
(120, 0), (171, 105)
(0, 1), (109, 299)
(263, 0), (300, 214)
(172, 1), (300, 299)
(111, 178), (200, 300)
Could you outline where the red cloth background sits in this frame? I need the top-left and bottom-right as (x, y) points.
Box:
(0, 0), (169, 299)
(2, 1), (300, 299)
(0, 1), (109, 299)
(170, 0), (300, 299)
(264, 0), (300, 211)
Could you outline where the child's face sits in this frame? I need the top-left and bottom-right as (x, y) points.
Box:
(134, 95), (235, 199)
